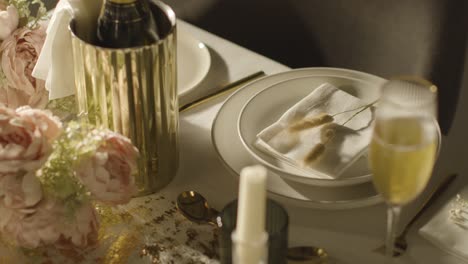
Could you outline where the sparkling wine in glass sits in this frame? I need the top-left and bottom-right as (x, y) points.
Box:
(369, 78), (439, 261)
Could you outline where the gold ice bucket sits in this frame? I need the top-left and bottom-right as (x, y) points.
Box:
(69, 1), (178, 196)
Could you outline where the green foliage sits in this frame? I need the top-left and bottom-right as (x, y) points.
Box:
(7, 0), (48, 29)
(37, 121), (103, 218)
(46, 96), (78, 121)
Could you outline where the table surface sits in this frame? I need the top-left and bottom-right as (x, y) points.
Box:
(4, 19), (468, 264)
(174, 20), (468, 264)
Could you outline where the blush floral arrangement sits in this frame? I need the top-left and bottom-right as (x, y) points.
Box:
(0, 0), (141, 250)
(0, 0), (141, 252)
(0, 106), (139, 249)
(0, 0), (49, 109)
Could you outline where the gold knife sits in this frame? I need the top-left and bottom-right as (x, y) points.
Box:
(179, 71), (266, 113)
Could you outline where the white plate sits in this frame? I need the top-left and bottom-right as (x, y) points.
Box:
(238, 74), (384, 187)
(178, 30), (211, 97)
(212, 68), (383, 209)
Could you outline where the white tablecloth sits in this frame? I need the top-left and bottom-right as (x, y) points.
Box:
(173, 20), (468, 264)
(6, 19), (464, 263)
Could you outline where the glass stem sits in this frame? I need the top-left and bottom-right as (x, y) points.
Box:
(386, 205), (401, 262)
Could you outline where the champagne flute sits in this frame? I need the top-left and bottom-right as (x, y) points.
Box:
(369, 77), (439, 261)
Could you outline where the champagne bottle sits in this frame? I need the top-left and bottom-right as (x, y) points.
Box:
(96, 0), (160, 48)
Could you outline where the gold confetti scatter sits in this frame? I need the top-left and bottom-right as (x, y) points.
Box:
(103, 230), (141, 264)
(1, 194), (219, 263)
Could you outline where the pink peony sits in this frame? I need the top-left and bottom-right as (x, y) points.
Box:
(76, 131), (138, 205)
(16, 106), (63, 140)
(0, 172), (42, 210)
(0, 106), (62, 173)
(0, 26), (47, 109)
(0, 198), (61, 248)
(0, 198), (98, 249)
(0, 4), (19, 41)
(56, 203), (99, 248)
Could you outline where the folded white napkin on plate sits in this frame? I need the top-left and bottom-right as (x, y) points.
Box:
(419, 185), (468, 260)
(255, 83), (374, 178)
(32, 0), (102, 100)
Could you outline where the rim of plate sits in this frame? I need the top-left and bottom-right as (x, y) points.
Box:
(177, 30), (211, 97)
(211, 67), (385, 209)
(237, 74), (381, 187)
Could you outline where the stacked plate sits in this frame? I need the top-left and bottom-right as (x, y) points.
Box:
(177, 28), (211, 98)
(212, 68), (387, 210)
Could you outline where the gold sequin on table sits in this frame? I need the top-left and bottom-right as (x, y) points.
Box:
(0, 194), (219, 263)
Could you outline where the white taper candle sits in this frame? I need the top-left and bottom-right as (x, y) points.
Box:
(232, 165), (268, 264)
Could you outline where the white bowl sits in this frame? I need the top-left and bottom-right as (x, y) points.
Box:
(238, 73), (385, 187)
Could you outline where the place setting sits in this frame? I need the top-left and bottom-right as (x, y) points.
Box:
(212, 68), (389, 210)
(212, 69), (448, 261)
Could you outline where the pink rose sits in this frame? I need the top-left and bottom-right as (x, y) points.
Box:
(0, 198), (99, 248)
(56, 203), (99, 248)
(0, 106), (62, 173)
(0, 172), (42, 210)
(0, 26), (48, 109)
(0, 5), (19, 40)
(0, 198), (61, 248)
(76, 131), (138, 205)
(16, 106), (63, 141)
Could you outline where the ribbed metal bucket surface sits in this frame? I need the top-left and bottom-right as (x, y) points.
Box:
(70, 1), (178, 195)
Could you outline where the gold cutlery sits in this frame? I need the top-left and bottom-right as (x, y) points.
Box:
(287, 246), (330, 263)
(374, 173), (457, 257)
(176, 191), (219, 226)
(179, 71), (266, 113)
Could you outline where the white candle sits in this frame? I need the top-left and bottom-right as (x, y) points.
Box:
(232, 165), (268, 264)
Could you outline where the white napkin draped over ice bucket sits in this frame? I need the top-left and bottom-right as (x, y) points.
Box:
(33, 0), (102, 99)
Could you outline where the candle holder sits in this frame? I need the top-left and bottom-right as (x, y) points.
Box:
(69, 1), (178, 196)
(218, 199), (289, 264)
